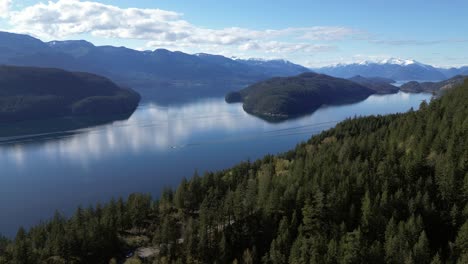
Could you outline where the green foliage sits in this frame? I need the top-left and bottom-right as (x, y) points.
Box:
(1, 80), (467, 263)
(0, 65), (140, 123)
(400, 75), (466, 93)
(229, 72), (374, 120)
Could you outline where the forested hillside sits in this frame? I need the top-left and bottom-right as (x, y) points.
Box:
(226, 72), (374, 120)
(400, 75), (466, 94)
(0, 81), (467, 263)
(0, 66), (140, 123)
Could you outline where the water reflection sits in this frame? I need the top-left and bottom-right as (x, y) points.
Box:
(1, 92), (432, 166)
(0, 91), (432, 237)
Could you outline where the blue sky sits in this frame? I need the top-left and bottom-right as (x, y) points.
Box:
(1, 0), (467, 67)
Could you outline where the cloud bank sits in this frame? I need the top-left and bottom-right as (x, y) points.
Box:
(6, 0), (358, 55)
(0, 0), (11, 18)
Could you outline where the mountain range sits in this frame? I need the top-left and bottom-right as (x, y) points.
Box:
(0, 31), (310, 101)
(314, 58), (467, 81)
(1, 31), (467, 100)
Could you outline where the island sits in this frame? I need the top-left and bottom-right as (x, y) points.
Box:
(225, 72), (374, 120)
(400, 75), (466, 94)
(0, 66), (141, 123)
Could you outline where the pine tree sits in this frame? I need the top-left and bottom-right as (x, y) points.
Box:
(455, 221), (468, 260)
(413, 231), (430, 264)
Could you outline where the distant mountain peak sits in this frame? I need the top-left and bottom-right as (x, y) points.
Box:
(47, 40), (95, 48)
(244, 57), (270, 62)
(317, 57), (445, 81)
(378, 58), (418, 66)
(194, 53), (226, 58)
(330, 58), (423, 67)
(241, 58), (291, 64)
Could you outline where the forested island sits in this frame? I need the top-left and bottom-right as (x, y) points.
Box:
(400, 75), (467, 94)
(225, 72), (374, 120)
(0, 66), (140, 123)
(0, 79), (466, 263)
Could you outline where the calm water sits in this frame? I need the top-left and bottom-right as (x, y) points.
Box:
(0, 92), (431, 237)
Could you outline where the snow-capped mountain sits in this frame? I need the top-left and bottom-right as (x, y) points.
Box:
(352, 58), (420, 66)
(316, 58), (447, 81)
(192, 54), (310, 78)
(378, 58), (420, 66)
(236, 58), (311, 77)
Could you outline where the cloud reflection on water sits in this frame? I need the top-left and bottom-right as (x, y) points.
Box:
(0, 98), (258, 165)
(0, 92), (432, 166)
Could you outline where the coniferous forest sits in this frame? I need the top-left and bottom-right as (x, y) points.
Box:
(1, 81), (467, 264)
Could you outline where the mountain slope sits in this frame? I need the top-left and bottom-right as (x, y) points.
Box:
(438, 66), (468, 79)
(226, 72), (374, 120)
(0, 66), (140, 123)
(0, 31), (50, 56)
(348, 75), (399, 94)
(236, 58), (311, 77)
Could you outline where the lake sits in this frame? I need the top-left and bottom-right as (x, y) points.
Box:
(0, 91), (432, 237)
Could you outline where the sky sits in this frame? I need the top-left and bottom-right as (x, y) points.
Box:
(0, 0), (467, 67)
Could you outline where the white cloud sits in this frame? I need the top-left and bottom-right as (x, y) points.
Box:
(7, 0), (360, 55)
(238, 41), (337, 54)
(9, 0), (182, 38)
(0, 0), (11, 18)
(296, 26), (360, 41)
